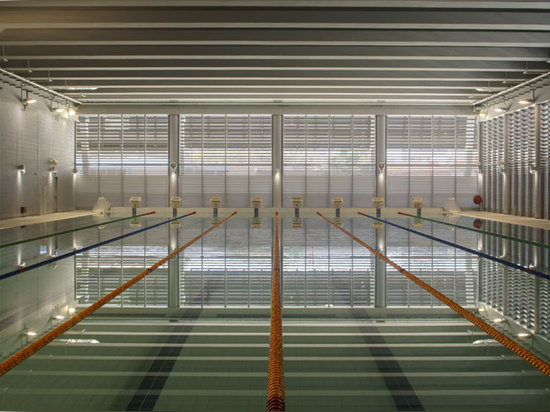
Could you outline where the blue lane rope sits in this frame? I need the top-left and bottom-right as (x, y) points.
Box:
(0, 211), (196, 282)
(358, 212), (550, 281)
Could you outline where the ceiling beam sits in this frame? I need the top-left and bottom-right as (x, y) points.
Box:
(0, 8), (549, 31)
(1, 29), (550, 47)
(3, 1), (550, 10)
(2, 46), (549, 61)
(6, 60), (549, 72)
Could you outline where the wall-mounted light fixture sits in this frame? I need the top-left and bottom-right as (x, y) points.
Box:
(49, 157), (58, 172)
(529, 164), (537, 175)
(170, 161), (178, 174)
(21, 89), (37, 109)
(378, 163), (385, 174)
(16, 164), (26, 174)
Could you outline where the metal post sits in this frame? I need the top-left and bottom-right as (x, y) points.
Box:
(169, 114), (180, 202)
(272, 115), (283, 208)
(376, 115), (386, 200)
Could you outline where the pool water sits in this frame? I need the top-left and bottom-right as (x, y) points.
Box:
(0, 213), (549, 411)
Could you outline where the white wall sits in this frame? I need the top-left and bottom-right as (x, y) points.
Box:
(0, 82), (75, 219)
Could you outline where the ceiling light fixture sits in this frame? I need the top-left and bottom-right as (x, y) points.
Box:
(66, 87), (98, 91)
(518, 98), (533, 105)
(494, 107), (506, 113)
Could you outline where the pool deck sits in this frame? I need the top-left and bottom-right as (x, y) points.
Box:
(0, 208), (548, 231)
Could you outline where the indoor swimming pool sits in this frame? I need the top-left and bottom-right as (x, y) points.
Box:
(0, 212), (549, 411)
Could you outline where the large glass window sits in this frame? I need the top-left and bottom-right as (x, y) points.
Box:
(75, 114), (169, 207)
(283, 115), (376, 207)
(179, 114), (272, 207)
(387, 115), (478, 208)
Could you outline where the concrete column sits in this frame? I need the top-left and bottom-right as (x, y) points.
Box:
(534, 104), (542, 219)
(168, 114), (179, 201)
(503, 115), (511, 214)
(168, 224), (180, 308)
(272, 114), (283, 208)
(375, 115), (386, 200)
(375, 226), (386, 308)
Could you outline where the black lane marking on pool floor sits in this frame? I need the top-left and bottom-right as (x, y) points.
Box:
(354, 309), (425, 411)
(126, 308), (201, 411)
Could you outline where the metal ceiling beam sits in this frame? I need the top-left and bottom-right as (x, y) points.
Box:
(24, 72), (532, 81)
(2, 46), (549, 61)
(6, 60), (549, 71)
(49, 80), (509, 89)
(0, 9), (549, 30)
(3, 1), (550, 10)
(1, 29), (550, 47)
(54, 85), (505, 91)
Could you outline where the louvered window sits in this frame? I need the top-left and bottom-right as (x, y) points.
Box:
(282, 115), (376, 207)
(179, 218), (272, 307)
(282, 218), (375, 307)
(539, 231), (550, 338)
(179, 114), (272, 207)
(386, 115), (477, 208)
(75, 114), (169, 207)
(480, 116), (505, 212)
(386, 222), (477, 307)
(507, 107), (536, 217)
(75, 225), (169, 307)
(540, 102), (550, 219)
(478, 221), (506, 312)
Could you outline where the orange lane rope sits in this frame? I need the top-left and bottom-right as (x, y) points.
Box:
(267, 212), (285, 411)
(0, 211), (237, 378)
(316, 211), (550, 379)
